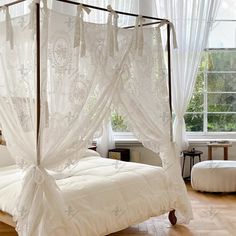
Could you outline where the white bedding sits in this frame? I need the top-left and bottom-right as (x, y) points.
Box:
(0, 156), (174, 236)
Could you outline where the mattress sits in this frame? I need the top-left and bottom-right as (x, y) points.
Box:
(0, 156), (174, 236)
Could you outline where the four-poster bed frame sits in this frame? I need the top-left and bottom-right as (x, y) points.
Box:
(0, 0), (177, 232)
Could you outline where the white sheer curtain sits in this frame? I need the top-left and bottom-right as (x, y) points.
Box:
(114, 26), (192, 223)
(0, 1), (192, 235)
(0, 3), (143, 235)
(96, 120), (115, 157)
(155, 0), (221, 150)
(52, 0), (138, 157)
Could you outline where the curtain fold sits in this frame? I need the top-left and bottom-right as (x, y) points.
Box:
(96, 120), (115, 157)
(113, 26), (192, 223)
(0, 1), (192, 235)
(155, 0), (221, 150)
(1, 4), (135, 234)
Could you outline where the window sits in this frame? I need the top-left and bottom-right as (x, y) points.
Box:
(111, 111), (129, 132)
(112, 0), (236, 138)
(186, 50), (236, 133)
(110, 111), (137, 141)
(186, 0), (236, 135)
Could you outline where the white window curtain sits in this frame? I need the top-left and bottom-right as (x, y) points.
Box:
(0, 1), (192, 235)
(96, 120), (115, 157)
(155, 0), (221, 150)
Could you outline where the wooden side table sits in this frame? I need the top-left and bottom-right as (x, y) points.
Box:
(88, 145), (97, 151)
(207, 142), (232, 160)
(108, 148), (130, 162)
(182, 150), (203, 178)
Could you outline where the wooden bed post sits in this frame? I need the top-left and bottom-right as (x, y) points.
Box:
(0, 211), (16, 228)
(167, 23), (173, 142)
(168, 210), (177, 225)
(36, 0), (41, 166)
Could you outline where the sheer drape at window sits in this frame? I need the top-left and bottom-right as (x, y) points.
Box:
(155, 0), (221, 150)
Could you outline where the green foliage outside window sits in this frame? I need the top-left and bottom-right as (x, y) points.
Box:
(111, 112), (129, 132)
(111, 51), (236, 133)
(186, 50), (236, 132)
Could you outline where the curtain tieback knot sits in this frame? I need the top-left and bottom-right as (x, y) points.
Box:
(0, 5), (7, 11)
(168, 22), (178, 49)
(132, 15), (145, 56)
(0, 6), (14, 49)
(74, 4), (91, 57)
(32, 166), (45, 184)
(107, 5), (119, 57)
(32, 0), (41, 3)
(157, 20), (178, 49)
(28, 0), (40, 38)
(28, 0), (48, 38)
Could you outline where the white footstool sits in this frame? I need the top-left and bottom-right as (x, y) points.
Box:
(191, 160), (236, 192)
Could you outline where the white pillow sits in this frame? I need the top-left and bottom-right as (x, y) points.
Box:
(48, 149), (101, 180)
(82, 149), (101, 158)
(0, 146), (15, 167)
(0, 147), (100, 169)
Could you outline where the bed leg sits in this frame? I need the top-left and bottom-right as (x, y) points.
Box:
(168, 209), (177, 225)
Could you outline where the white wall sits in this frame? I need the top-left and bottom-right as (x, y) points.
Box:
(116, 141), (236, 178)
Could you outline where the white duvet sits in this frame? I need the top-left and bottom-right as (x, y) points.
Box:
(0, 156), (174, 236)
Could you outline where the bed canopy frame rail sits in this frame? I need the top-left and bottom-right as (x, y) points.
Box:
(0, 0), (174, 146)
(0, 0), (176, 230)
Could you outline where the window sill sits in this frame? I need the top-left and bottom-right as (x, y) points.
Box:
(113, 132), (236, 146)
(187, 132), (236, 139)
(187, 132), (236, 145)
(115, 138), (142, 147)
(113, 132), (142, 146)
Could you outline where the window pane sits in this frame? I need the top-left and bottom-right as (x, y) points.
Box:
(208, 73), (236, 92)
(208, 114), (236, 132)
(187, 93), (204, 112)
(208, 93), (236, 112)
(185, 114), (203, 132)
(187, 73), (204, 112)
(207, 51), (236, 71)
(208, 22), (236, 48)
(216, 0), (236, 20)
(199, 54), (208, 71)
(194, 72), (204, 92)
(111, 112), (129, 132)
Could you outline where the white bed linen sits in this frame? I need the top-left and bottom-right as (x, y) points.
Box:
(0, 156), (174, 236)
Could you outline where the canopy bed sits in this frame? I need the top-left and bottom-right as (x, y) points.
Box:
(0, 0), (192, 235)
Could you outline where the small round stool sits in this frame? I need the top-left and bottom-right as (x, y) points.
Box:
(182, 150), (203, 178)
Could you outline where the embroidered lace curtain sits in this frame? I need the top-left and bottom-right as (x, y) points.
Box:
(113, 25), (192, 223)
(0, 1), (192, 235)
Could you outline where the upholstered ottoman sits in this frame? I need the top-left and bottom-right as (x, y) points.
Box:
(191, 160), (236, 192)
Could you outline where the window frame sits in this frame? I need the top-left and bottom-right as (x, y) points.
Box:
(186, 48), (236, 138)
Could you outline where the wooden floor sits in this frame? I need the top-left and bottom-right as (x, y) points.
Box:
(1, 182), (236, 236)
